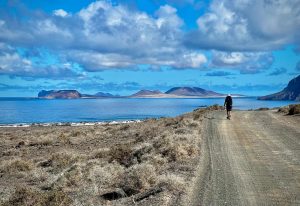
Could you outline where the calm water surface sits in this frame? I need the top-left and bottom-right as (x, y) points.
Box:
(0, 97), (295, 124)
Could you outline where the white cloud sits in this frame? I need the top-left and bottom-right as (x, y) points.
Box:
(211, 51), (274, 74)
(72, 2), (206, 70)
(186, 0), (300, 51)
(42, 1), (205, 70)
(0, 20), (5, 27)
(0, 44), (33, 74)
(175, 53), (207, 69)
(53, 9), (69, 17)
(68, 51), (135, 71)
(1, 0), (294, 76)
(0, 43), (82, 78)
(212, 52), (248, 66)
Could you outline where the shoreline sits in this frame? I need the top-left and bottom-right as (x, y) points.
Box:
(1, 102), (297, 127)
(0, 119), (142, 128)
(0, 104), (295, 127)
(0, 95), (249, 99)
(0, 105), (299, 206)
(0, 106), (211, 205)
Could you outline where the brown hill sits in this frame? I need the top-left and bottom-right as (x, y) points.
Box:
(258, 75), (300, 101)
(38, 90), (82, 99)
(130, 90), (164, 97)
(165, 87), (223, 96)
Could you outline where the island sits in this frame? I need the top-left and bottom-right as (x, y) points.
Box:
(38, 87), (246, 99)
(38, 90), (82, 99)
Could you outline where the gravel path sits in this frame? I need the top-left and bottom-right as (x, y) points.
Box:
(189, 110), (300, 206)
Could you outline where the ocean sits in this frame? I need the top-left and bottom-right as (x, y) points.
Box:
(0, 97), (295, 125)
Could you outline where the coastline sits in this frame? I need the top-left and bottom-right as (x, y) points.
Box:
(0, 100), (295, 127)
(0, 106), (214, 206)
(0, 95), (248, 100)
(0, 105), (299, 206)
(0, 120), (142, 128)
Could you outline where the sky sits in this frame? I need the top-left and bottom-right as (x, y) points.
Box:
(0, 0), (300, 97)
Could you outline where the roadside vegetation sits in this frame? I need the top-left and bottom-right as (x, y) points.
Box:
(278, 104), (300, 115)
(0, 106), (221, 206)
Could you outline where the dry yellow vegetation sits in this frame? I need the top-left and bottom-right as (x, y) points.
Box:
(0, 106), (220, 206)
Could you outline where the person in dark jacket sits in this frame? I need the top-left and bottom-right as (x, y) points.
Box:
(224, 94), (232, 119)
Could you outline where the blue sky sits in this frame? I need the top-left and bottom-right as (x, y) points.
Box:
(0, 0), (299, 97)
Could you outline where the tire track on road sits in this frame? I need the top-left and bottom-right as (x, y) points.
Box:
(189, 110), (300, 206)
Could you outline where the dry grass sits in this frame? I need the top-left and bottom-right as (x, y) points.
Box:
(90, 148), (110, 159)
(58, 133), (71, 144)
(57, 165), (83, 188)
(108, 144), (134, 167)
(70, 131), (81, 137)
(278, 106), (289, 113)
(277, 104), (300, 115)
(48, 152), (79, 170)
(0, 106), (218, 206)
(288, 104), (300, 115)
(157, 173), (185, 192)
(118, 163), (158, 196)
(2, 186), (72, 206)
(29, 139), (53, 147)
(256, 107), (269, 111)
(1, 159), (33, 174)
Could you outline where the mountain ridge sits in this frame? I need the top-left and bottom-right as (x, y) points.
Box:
(130, 90), (163, 96)
(38, 90), (82, 99)
(38, 87), (230, 99)
(165, 87), (223, 96)
(258, 75), (300, 101)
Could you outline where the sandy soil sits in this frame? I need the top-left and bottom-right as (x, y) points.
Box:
(0, 106), (215, 206)
(188, 110), (300, 205)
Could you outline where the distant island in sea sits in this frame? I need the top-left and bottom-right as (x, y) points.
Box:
(37, 87), (245, 99)
(37, 74), (300, 100)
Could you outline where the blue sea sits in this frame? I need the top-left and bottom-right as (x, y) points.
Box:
(0, 97), (295, 125)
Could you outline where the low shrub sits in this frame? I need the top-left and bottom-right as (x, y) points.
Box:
(256, 107), (269, 111)
(108, 144), (134, 167)
(118, 163), (157, 196)
(3, 186), (72, 206)
(61, 166), (82, 187)
(208, 104), (224, 110)
(70, 131), (81, 137)
(41, 152), (79, 171)
(157, 174), (185, 192)
(2, 159), (33, 174)
(29, 139), (53, 147)
(91, 148), (110, 159)
(288, 104), (300, 115)
(278, 106), (289, 113)
(58, 133), (71, 144)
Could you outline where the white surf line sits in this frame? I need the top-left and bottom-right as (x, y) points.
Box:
(0, 120), (143, 128)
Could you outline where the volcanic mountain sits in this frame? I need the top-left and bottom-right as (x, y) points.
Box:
(165, 87), (223, 96)
(258, 75), (300, 101)
(94, 92), (116, 98)
(38, 90), (82, 99)
(130, 90), (165, 97)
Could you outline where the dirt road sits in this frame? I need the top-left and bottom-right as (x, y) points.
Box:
(189, 110), (300, 206)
